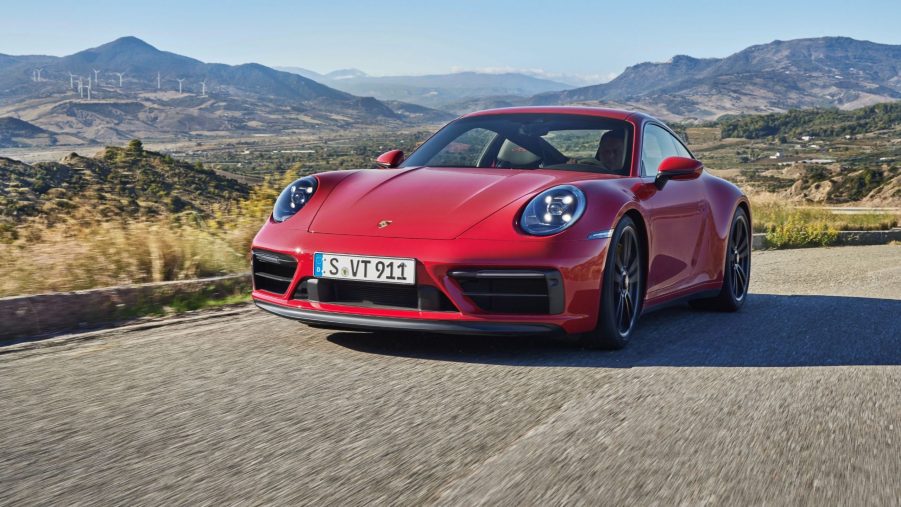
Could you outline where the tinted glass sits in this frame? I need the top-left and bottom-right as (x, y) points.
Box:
(426, 128), (496, 167)
(403, 114), (634, 175)
(670, 134), (692, 158)
(641, 124), (682, 177)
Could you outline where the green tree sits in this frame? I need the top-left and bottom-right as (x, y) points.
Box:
(126, 139), (144, 158)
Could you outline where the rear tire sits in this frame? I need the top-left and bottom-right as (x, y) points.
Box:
(579, 216), (643, 349)
(690, 207), (751, 312)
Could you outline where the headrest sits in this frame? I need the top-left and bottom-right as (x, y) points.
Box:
(497, 139), (540, 165)
(600, 129), (626, 143)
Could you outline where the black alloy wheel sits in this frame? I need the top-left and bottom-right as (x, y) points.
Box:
(613, 226), (641, 335)
(690, 207), (751, 312)
(728, 212), (751, 302)
(580, 216), (643, 349)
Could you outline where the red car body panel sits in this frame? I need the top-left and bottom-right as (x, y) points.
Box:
(309, 166), (592, 240)
(252, 229), (606, 333)
(251, 107), (749, 336)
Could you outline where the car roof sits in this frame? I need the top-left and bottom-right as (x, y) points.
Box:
(460, 106), (658, 124)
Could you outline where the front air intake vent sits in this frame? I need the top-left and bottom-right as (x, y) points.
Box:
(252, 249), (298, 295)
(449, 269), (564, 315)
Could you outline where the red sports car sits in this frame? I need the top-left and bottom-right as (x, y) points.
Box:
(251, 107), (751, 348)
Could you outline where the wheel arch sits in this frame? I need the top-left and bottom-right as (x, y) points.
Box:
(710, 196), (752, 289)
(581, 206), (648, 348)
(622, 208), (649, 304)
(703, 175), (751, 266)
(736, 198), (752, 232)
(725, 197), (752, 258)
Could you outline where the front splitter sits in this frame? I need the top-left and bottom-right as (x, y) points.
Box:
(255, 300), (564, 337)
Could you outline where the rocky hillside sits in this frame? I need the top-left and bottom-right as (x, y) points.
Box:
(530, 37), (901, 120)
(784, 165), (900, 204)
(683, 103), (901, 205)
(0, 117), (88, 148)
(0, 140), (250, 227)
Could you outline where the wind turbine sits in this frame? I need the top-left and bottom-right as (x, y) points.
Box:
(77, 78), (84, 98)
(32, 69), (36, 82)
(200, 79), (207, 97)
(157, 72), (161, 90)
(92, 69), (100, 85)
(86, 76), (92, 100)
(68, 72), (76, 89)
(114, 72), (125, 87)
(35, 68), (43, 82)
(176, 78), (184, 94)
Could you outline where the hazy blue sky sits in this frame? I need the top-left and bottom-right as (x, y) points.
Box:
(3, 0), (900, 83)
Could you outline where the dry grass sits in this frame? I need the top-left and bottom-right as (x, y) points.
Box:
(0, 169), (291, 298)
(2, 180), (898, 297)
(748, 192), (898, 248)
(0, 219), (249, 296)
(749, 193), (899, 233)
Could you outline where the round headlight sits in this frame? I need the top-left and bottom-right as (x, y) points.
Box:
(272, 176), (318, 222)
(519, 185), (586, 236)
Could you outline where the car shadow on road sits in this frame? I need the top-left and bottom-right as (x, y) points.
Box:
(326, 294), (901, 368)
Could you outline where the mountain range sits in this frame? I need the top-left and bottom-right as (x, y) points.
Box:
(277, 37), (901, 120)
(0, 37), (453, 143)
(276, 67), (575, 108)
(1, 36), (900, 146)
(527, 37), (901, 120)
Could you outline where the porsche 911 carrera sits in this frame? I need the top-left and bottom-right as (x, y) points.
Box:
(251, 107), (751, 348)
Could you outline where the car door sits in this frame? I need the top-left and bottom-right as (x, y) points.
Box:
(638, 123), (708, 299)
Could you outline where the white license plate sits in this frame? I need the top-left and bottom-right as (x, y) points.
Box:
(313, 253), (416, 285)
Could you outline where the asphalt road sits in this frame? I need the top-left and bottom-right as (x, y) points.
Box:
(1, 245), (899, 506)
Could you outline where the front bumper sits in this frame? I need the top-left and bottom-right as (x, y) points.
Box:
(250, 226), (610, 335)
(255, 300), (563, 336)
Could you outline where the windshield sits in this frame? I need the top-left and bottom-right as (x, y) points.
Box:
(402, 114), (634, 175)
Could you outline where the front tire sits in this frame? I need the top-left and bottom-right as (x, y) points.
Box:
(579, 216), (643, 349)
(690, 207), (751, 312)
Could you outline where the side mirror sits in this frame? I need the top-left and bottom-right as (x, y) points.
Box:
(655, 156), (703, 189)
(375, 150), (404, 169)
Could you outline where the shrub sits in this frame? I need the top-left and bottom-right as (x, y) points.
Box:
(765, 219), (839, 249)
(126, 139), (144, 158)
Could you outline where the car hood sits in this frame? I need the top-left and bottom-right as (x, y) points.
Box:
(309, 166), (590, 239)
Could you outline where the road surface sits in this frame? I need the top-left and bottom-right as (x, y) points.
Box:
(1, 245), (899, 505)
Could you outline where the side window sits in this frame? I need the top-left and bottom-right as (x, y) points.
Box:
(641, 124), (681, 177)
(669, 134), (692, 159)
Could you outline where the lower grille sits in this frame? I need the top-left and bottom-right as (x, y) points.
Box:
(449, 269), (564, 315)
(252, 249), (298, 295)
(333, 280), (419, 308)
(298, 279), (456, 311)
